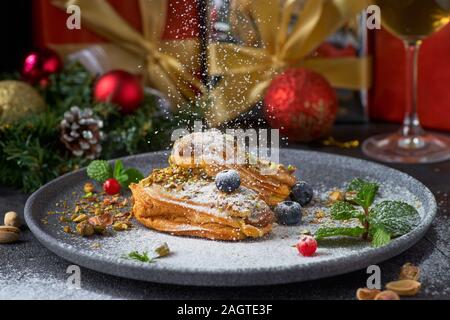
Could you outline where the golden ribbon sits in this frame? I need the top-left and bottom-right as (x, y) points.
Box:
(207, 0), (372, 126)
(53, 0), (206, 108)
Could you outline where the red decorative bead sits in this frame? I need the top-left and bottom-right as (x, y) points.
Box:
(264, 68), (338, 142)
(94, 70), (144, 114)
(21, 49), (63, 85)
(103, 178), (121, 195)
(296, 236), (318, 257)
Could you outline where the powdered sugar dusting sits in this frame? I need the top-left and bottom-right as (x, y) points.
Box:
(24, 150), (436, 285)
(152, 180), (269, 219)
(40, 180), (425, 272)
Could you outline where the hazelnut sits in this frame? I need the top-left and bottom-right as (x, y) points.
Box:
(374, 290), (400, 300)
(4, 211), (21, 228)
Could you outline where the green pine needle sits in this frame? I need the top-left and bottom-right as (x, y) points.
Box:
(0, 62), (199, 193)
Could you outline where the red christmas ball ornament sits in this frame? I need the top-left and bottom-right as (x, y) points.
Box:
(21, 49), (63, 85)
(264, 68), (338, 142)
(94, 70), (144, 114)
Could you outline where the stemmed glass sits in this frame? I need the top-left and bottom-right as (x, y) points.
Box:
(363, 0), (450, 163)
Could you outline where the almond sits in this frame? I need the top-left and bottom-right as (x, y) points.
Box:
(374, 290), (400, 300)
(356, 288), (381, 300)
(386, 280), (421, 296)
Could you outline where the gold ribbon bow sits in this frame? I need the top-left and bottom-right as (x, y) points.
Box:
(208, 0), (372, 126)
(53, 0), (206, 108)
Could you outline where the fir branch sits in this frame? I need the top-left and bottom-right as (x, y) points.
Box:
(0, 62), (201, 192)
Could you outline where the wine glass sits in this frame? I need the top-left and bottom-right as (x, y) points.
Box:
(363, 0), (450, 163)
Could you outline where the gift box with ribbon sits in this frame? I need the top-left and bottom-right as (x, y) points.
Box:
(33, 0), (206, 108)
(206, 0), (372, 126)
(369, 25), (450, 132)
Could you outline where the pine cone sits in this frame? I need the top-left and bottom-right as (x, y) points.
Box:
(60, 106), (104, 160)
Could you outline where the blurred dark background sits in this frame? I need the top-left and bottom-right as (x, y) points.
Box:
(2, 1), (33, 73)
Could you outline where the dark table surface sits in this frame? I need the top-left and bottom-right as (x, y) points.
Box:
(1, 123), (449, 300)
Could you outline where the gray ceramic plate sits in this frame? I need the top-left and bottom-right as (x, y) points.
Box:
(25, 150), (436, 287)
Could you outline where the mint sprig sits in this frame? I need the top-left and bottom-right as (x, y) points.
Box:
(371, 226), (391, 248)
(347, 178), (379, 209)
(330, 201), (364, 222)
(315, 227), (365, 240)
(87, 159), (144, 188)
(315, 179), (420, 248)
(369, 201), (421, 237)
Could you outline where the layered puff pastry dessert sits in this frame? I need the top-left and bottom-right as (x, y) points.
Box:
(170, 130), (297, 206)
(131, 130), (297, 241)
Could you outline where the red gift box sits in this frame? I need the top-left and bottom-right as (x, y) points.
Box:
(33, 0), (200, 46)
(370, 25), (450, 132)
(31, 0), (201, 76)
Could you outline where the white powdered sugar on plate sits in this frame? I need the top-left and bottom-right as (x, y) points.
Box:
(25, 150), (436, 286)
(44, 181), (425, 271)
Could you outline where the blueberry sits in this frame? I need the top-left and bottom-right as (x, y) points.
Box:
(274, 201), (302, 226)
(215, 170), (241, 193)
(291, 181), (314, 206)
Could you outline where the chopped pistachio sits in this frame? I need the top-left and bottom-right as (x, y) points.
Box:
(155, 243), (171, 258)
(113, 222), (129, 231)
(73, 214), (88, 223)
(299, 229), (312, 236)
(329, 190), (344, 203)
(94, 225), (106, 235)
(76, 221), (95, 237)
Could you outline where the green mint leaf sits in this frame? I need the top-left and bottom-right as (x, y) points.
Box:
(347, 178), (379, 209)
(369, 201), (421, 237)
(347, 178), (367, 192)
(123, 168), (144, 187)
(113, 160), (125, 179)
(371, 226), (391, 248)
(124, 251), (155, 263)
(315, 227), (365, 240)
(86, 160), (113, 183)
(115, 173), (129, 188)
(330, 201), (364, 221)
(355, 183), (378, 209)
